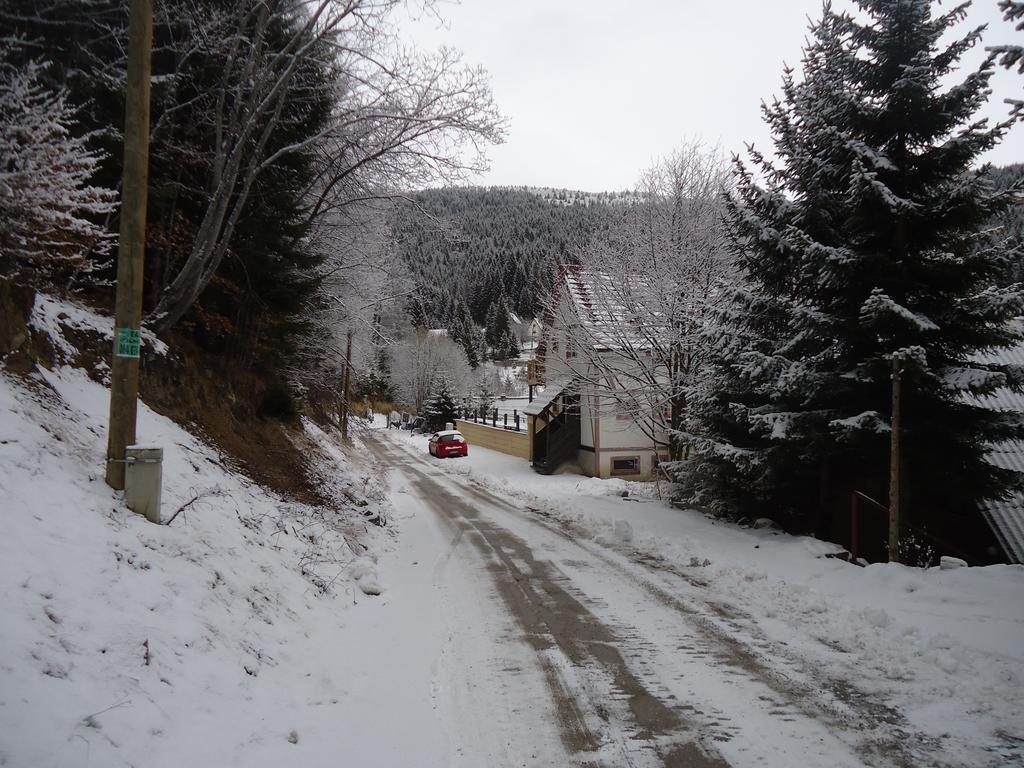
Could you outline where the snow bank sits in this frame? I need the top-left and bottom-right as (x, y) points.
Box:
(0, 293), (414, 767)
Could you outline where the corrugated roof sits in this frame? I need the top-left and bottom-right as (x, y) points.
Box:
(978, 440), (1024, 564)
(561, 268), (663, 350)
(970, 335), (1024, 563)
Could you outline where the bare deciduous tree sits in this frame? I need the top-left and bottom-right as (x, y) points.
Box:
(546, 140), (734, 460)
(390, 328), (472, 412)
(147, 0), (505, 332)
(286, 200), (411, 410)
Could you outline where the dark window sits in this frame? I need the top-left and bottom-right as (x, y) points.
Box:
(611, 456), (641, 475)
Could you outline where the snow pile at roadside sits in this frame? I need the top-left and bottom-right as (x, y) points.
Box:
(0, 300), (396, 766)
(385, 428), (1024, 765)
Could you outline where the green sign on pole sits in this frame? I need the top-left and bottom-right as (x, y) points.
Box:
(115, 327), (141, 359)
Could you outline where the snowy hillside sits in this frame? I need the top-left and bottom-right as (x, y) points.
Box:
(0, 299), (401, 767)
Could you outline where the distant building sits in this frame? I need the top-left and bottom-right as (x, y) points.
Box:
(507, 312), (542, 344)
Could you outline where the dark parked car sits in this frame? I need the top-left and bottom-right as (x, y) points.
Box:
(428, 430), (468, 458)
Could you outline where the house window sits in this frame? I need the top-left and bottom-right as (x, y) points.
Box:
(610, 456), (641, 475)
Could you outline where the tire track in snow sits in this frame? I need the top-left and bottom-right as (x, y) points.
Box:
(373, 431), (946, 767)
(369, 435), (727, 767)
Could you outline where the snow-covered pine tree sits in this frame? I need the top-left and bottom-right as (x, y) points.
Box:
(494, 327), (520, 360)
(484, 295), (517, 358)
(682, 1), (1024, 540)
(990, 0), (1024, 114)
(0, 52), (115, 274)
(484, 300), (501, 350)
(422, 375), (459, 431)
(450, 302), (484, 368)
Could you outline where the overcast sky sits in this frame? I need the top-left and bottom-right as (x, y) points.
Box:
(406, 0), (1023, 192)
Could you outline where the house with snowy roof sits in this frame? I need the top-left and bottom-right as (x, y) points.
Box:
(524, 268), (669, 479)
(507, 312), (543, 344)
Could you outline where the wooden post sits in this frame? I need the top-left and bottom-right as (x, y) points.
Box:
(850, 493), (859, 563)
(340, 329), (354, 440)
(888, 357), (902, 562)
(105, 0), (153, 491)
(503, 413), (508, 429)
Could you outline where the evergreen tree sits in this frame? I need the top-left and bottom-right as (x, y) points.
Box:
(990, 0), (1024, 115)
(683, 1), (1024, 539)
(450, 302), (484, 367)
(494, 327), (520, 360)
(484, 295), (517, 358)
(423, 375), (459, 430)
(484, 300), (501, 349)
(986, 164), (1024, 282)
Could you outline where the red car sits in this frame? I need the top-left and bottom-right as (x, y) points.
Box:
(428, 430), (468, 458)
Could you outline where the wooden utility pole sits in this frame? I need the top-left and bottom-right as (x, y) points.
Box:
(105, 0), (153, 490)
(340, 329), (354, 440)
(888, 357), (902, 562)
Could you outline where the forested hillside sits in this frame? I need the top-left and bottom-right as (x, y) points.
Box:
(394, 164), (1024, 336)
(988, 163), (1024, 282)
(392, 187), (625, 328)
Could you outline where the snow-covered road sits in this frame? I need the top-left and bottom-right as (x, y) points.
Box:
(368, 430), (927, 768)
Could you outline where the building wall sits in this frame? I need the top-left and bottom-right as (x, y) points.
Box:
(579, 391), (596, 449)
(596, 397), (651, 449)
(455, 419), (530, 460)
(595, 449), (663, 480)
(576, 448), (597, 475)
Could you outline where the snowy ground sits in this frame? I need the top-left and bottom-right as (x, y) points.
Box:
(3, 294), (1021, 767)
(383, 426), (1024, 768)
(0, 297), (552, 767)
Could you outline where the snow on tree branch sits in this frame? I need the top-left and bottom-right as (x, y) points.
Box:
(0, 49), (115, 274)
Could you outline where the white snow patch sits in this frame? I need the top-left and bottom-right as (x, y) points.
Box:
(29, 292), (168, 357)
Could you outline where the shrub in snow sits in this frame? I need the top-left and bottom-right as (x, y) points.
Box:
(0, 49), (115, 275)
